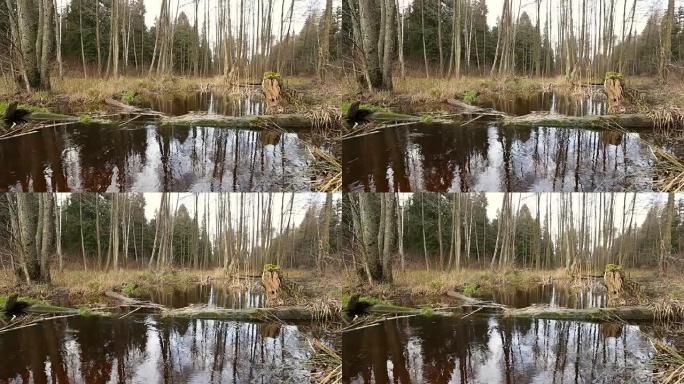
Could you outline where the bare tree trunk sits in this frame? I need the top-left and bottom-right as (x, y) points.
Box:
(659, 0), (675, 82)
(79, 0), (87, 78)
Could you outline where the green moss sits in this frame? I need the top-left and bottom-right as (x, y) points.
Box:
(420, 114), (434, 124)
(122, 282), (139, 296)
(121, 90), (137, 105)
(605, 71), (623, 80)
(419, 306), (435, 317)
(0, 101), (49, 116)
(0, 295), (50, 308)
(605, 263), (623, 273)
(264, 71), (281, 80)
(78, 114), (93, 123)
(463, 282), (481, 297)
(463, 90), (480, 104)
(341, 293), (389, 308)
(264, 263), (280, 272)
(78, 307), (94, 317)
(340, 101), (390, 116)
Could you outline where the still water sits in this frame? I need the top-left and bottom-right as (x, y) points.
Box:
(479, 282), (608, 309)
(0, 123), (313, 192)
(138, 284), (266, 309)
(0, 316), (312, 384)
(343, 315), (653, 384)
(139, 92), (266, 116)
(343, 123), (654, 192)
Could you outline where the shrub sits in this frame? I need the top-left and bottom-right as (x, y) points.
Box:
(121, 90), (137, 105)
(463, 90), (479, 104)
(463, 282), (481, 297)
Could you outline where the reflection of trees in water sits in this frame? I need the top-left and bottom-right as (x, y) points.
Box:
(146, 93), (266, 117)
(0, 124), (309, 192)
(0, 317), (307, 383)
(343, 317), (650, 384)
(343, 124), (647, 192)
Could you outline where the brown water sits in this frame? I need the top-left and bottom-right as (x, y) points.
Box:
(0, 123), (313, 192)
(343, 316), (653, 384)
(478, 282), (608, 309)
(478, 90), (608, 116)
(343, 123), (654, 192)
(139, 284), (266, 309)
(139, 92), (266, 116)
(0, 315), (313, 384)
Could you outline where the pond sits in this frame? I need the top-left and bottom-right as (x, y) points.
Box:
(0, 123), (314, 192)
(478, 281), (608, 309)
(343, 122), (655, 192)
(0, 315), (314, 384)
(138, 284), (266, 309)
(343, 315), (654, 384)
(138, 92), (266, 116)
(477, 89), (608, 117)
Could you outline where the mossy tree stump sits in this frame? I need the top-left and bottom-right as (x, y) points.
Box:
(604, 72), (626, 113)
(604, 264), (626, 306)
(262, 72), (283, 113)
(262, 264), (284, 306)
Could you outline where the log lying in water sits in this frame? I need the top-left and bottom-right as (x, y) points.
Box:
(502, 112), (655, 129)
(160, 113), (316, 130)
(162, 304), (320, 321)
(504, 305), (656, 321)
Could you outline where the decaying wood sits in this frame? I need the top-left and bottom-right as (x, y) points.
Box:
(163, 304), (320, 321)
(262, 76), (283, 113)
(262, 269), (284, 306)
(504, 305), (656, 321)
(502, 112), (655, 129)
(104, 291), (165, 310)
(605, 77), (626, 113)
(604, 270), (626, 305)
(104, 98), (165, 117)
(446, 290), (507, 310)
(445, 98), (506, 116)
(160, 113), (315, 130)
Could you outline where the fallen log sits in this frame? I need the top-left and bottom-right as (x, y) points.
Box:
(162, 304), (319, 321)
(160, 113), (315, 130)
(446, 290), (507, 311)
(104, 291), (165, 310)
(445, 98), (506, 117)
(504, 305), (656, 321)
(502, 112), (655, 129)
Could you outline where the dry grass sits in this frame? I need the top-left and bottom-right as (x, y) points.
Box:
(393, 75), (566, 104)
(308, 338), (342, 384)
(393, 267), (570, 297)
(653, 147), (684, 192)
(651, 338), (684, 384)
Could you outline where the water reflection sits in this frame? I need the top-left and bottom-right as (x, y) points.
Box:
(140, 92), (266, 116)
(343, 123), (654, 192)
(343, 316), (653, 384)
(0, 316), (310, 384)
(140, 284), (265, 309)
(480, 282), (608, 309)
(478, 90), (608, 116)
(0, 123), (312, 192)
